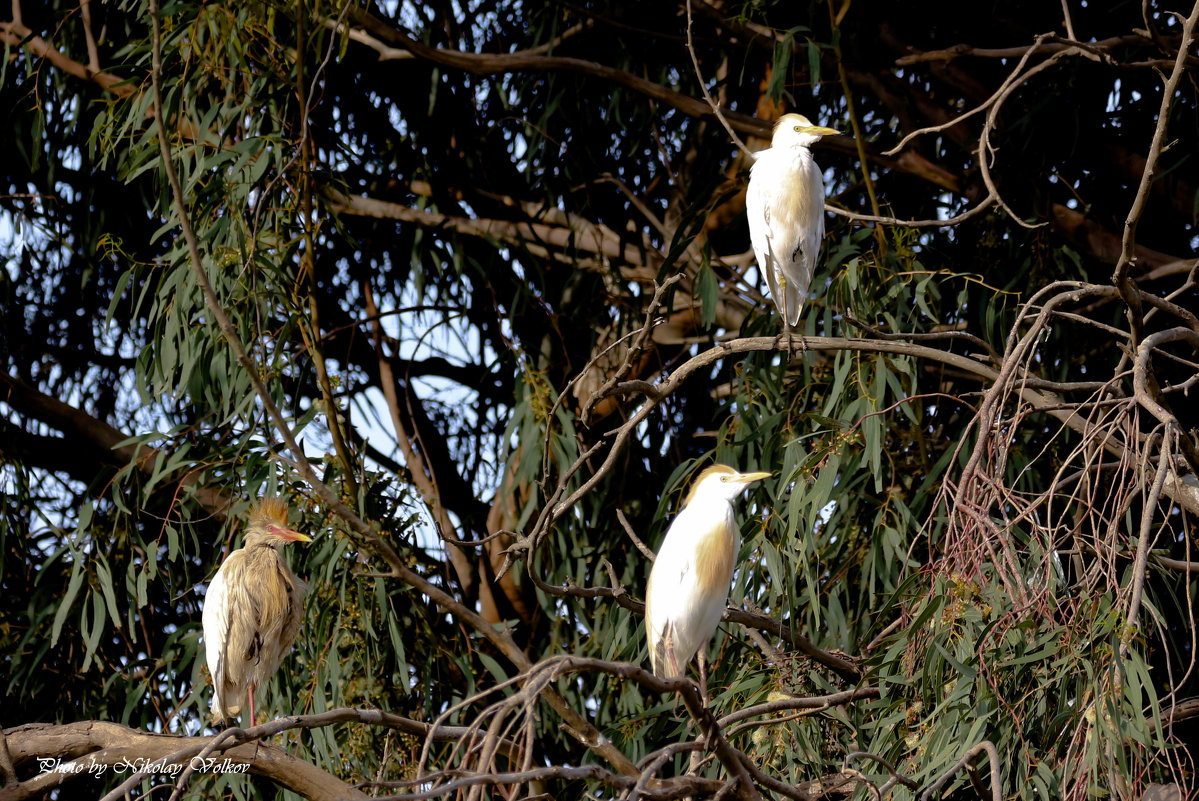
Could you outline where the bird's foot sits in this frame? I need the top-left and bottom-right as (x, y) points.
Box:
(775, 323), (797, 365)
(772, 329), (791, 362)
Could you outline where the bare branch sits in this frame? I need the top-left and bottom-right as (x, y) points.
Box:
(684, 0), (751, 157)
(0, 16), (133, 96)
(2, 719), (369, 801)
(886, 33), (1055, 156)
(919, 740), (1002, 801)
(617, 508), (658, 561)
(1112, 3), (1199, 293)
(716, 688), (881, 729)
(894, 33), (1155, 64)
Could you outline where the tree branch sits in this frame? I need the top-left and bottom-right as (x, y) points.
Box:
(1111, 0), (1199, 294)
(1, 720), (366, 801)
(0, 372), (230, 515)
(0, 14), (133, 97)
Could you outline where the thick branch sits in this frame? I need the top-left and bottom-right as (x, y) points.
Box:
(328, 189), (654, 273)
(1052, 204), (1180, 274)
(348, 10), (762, 133)
(0, 18), (134, 97)
(1, 720), (366, 801)
(0, 373), (230, 515)
(344, 12), (955, 195)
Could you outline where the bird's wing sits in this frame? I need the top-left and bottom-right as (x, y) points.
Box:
(201, 563), (234, 721)
(777, 157), (827, 326)
(644, 564), (664, 676)
(646, 526), (697, 678)
(749, 151), (827, 326)
(646, 555), (688, 679)
(220, 549), (308, 696)
(746, 151), (785, 317)
(275, 569), (307, 669)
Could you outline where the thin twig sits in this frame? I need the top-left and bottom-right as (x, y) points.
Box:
(919, 740), (1002, 801)
(685, 0), (752, 158)
(617, 508), (658, 561)
(1112, 1), (1199, 297)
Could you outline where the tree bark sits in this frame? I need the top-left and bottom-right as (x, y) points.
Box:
(1, 721), (368, 801)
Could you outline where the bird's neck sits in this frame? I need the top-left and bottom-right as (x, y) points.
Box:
(780, 142), (814, 158)
(683, 495), (737, 528)
(245, 537), (282, 551)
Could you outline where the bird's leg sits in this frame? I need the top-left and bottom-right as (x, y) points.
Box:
(771, 273), (796, 362)
(794, 317), (808, 363)
(771, 273), (791, 359)
(781, 315), (796, 362)
(771, 310), (796, 363)
(697, 650), (710, 708)
(248, 687), (261, 757)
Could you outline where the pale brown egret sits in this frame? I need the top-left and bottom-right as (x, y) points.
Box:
(645, 465), (770, 696)
(746, 113), (840, 341)
(202, 497), (312, 727)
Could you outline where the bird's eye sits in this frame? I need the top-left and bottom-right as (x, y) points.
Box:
(793, 125), (801, 132)
(720, 476), (729, 482)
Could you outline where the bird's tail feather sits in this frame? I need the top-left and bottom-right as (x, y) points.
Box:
(786, 283), (803, 327)
(651, 627), (684, 679)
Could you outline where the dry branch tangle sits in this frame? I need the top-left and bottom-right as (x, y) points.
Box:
(2, 685), (878, 801)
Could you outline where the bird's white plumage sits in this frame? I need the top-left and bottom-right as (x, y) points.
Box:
(645, 466), (769, 679)
(746, 114), (839, 327)
(201, 566), (234, 720)
(646, 494), (738, 677)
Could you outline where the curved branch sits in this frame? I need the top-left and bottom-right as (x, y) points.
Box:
(919, 740), (1002, 801)
(1133, 328), (1199, 474)
(2, 720), (366, 801)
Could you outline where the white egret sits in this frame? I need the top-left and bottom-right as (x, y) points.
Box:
(645, 465), (770, 693)
(746, 113), (840, 340)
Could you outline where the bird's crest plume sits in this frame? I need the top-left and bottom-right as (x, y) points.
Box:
(682, 464), (739, 507)
(774, 113), (813, 132)
(250, 497), (290, 528)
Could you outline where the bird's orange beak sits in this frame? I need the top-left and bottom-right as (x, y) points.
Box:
(269, 525), (313, 543)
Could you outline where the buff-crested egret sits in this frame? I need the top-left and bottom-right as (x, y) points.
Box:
(645, 465), (770, 694)
(202, 498), (312, 727)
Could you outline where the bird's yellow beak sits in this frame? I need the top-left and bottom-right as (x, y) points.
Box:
(737, 471), (772, 483)
(270, 525), (313, 543)
(805, 126), (841, 138)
